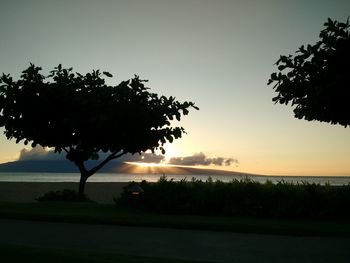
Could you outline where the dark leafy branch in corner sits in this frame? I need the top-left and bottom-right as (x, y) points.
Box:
(268, 18), (350, 127)
(0, 65), (198, 196)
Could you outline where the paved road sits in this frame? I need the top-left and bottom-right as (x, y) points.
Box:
(0, 219), (349, 262)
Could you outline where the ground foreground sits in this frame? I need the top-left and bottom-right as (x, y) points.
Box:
(1, 202), (350, 236)
(1, 182), (350, 262)
(1, 219), (350, 263)
(0, 182), (128, 203)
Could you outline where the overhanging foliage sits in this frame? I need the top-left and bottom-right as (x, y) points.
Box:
(268, 18), (350, 127)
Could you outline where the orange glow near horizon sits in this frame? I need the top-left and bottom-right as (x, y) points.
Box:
(124, 161), (205, 175)
(134, 162), (168, 167)
(124, 162), (168, 174)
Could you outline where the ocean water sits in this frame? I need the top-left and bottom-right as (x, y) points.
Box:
(0, 172), (350, 185)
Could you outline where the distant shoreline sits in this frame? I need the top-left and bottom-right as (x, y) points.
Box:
(0, 182), (128, 204)
(1, 172), (350, 186)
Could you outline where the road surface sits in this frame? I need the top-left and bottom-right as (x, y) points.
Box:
(0, 219), (349, 262)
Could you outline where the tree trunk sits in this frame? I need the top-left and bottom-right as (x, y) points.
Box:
(73, 151), (126, 199)
(78, 172), (89, 199)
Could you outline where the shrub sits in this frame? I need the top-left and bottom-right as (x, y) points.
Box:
(115, 177), (350, 219)
(36, 189), (92, 202)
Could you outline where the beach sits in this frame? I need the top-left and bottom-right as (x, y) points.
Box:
(0, 182), (128, 204)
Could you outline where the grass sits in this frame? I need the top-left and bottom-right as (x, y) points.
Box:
(1, 202), (350, 237)
(0, 244), (211, 263)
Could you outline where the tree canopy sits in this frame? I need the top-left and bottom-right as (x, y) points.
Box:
(0, 64), (198, 195)
(268, 18), (350, 127)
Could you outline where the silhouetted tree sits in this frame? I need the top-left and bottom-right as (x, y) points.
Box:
(268, 18), (350, 127)
(0, 64), (198, 197)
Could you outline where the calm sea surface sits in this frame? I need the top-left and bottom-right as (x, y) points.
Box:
(0, 172), (349, 185)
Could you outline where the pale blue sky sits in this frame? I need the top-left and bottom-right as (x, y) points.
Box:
(1, 0), (350, 175)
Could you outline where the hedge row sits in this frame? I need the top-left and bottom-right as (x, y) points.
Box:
(115, 177), (350, 219)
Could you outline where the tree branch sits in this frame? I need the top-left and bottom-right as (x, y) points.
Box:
(62, 147), (69, 153)
(87, 151), (126, 176)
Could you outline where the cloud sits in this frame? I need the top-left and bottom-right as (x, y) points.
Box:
(168, 152), (238, 166)
(18, 148), (234, 167)
(18, 147), (165, 163)
(19, 146), (65, 161)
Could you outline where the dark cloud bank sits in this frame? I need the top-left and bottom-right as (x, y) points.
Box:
(19, 147), (238, 167)
(168, 152), (238, 166)
(18, 147), (165, 163)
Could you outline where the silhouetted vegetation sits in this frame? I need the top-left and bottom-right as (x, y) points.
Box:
(36, 189), (91, 202)
(0, 65), (198, 196)
(116, 177), (350, 219)
(268, 18), (350, 126)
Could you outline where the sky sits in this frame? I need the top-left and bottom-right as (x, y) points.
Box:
(0, 0), (350, 176)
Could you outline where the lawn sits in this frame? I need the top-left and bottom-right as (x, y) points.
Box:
(0, 244), (212, 263)
(1, 202), (350, 237)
